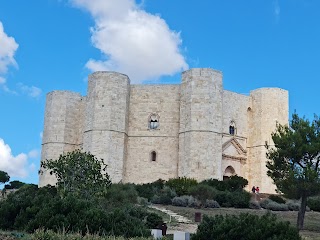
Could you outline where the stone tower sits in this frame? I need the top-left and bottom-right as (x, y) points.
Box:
(246, 88), (289, 193)
(178, 68), (223, 180)
(82, 72), (130, 182)
(39, 91), (84, 187)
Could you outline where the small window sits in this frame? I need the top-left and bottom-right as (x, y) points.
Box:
(229, 121), (236, 135)
(149, 113), (160, 130)
(151, 151), (157, 161)
(229, 126), (235, 135)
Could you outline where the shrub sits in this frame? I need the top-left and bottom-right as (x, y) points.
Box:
(307, 196), (320, 212)
(265, 201), (289, 211)
(204, 200), (220, 208)
(104, 183), (138, 207)
(172, 196), (188, 207)
(188, 184), (217, 203)
(249, 200), (261, 209)
(286, 200), (300, 211)
(165, 177), (198, 196)
(172, 195), (201, 208)
(191, 213), (301, 240)
(260, 198), (273, 209)
(0, 185), (160, 238)
(224, 175), (248, 191)
(150, 186), (176, 205)
(201, 176), (248, 192)
(200, 179), (226, 191)
(137, 197), (149, 206)
(135, 179), (165, 201)
(269, 195), (286, 204)
(229, 190), (251, 208)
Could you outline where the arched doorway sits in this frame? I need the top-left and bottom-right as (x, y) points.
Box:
(223, 166), (235, 181)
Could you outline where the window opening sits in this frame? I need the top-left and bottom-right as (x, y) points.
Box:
(229, 121), (236, 135)
(151, 151), (157, 161)
(149, 114), (159, 129)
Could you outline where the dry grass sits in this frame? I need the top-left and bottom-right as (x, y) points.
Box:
(164, 205), (320, 239)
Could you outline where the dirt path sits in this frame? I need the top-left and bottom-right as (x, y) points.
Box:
(149, 205), (198, 234)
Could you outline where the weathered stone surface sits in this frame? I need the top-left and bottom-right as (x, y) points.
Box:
(39, 68), (289, 193)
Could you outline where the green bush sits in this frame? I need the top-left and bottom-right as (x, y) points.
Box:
(260, 198), (289, 211)
(135, 179), (165, 201)
(191, 213), (301, 240)
(204, 200), (220, 208)
(213, 190), (250, 208)
(31, 229), (154, 240)
(0, 185), (161, 238)
(307, 196), (320, 212)
(188, 184), (217, 204)
(165, 177), (198, 196)
(150, 186), (176, 205)
(249, 200), (261, 209)
(200, 179), (226, 191)
(286, 200), (300, 211)
(104, 183), (138, 207)
(172, 195), (201, 208)
(201, 175), (248, 192)
(265, 201), (289, 211)
(224, 175), (248, 191)
(269, 195), (286, 204)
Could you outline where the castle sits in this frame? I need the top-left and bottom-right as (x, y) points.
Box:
(39, 68), (289, 193)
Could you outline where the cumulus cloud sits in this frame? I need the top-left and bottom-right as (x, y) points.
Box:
(17, 83), (42, 98)
(0, 138), (34, 178)
(70, 0), (188, 83)
(0, 22), (18, 75)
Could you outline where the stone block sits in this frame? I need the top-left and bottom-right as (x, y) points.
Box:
(151, 229), (162, 239)
(174, 231), (190, 240)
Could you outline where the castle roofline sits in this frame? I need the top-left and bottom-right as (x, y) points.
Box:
(89, 71), (130, 79)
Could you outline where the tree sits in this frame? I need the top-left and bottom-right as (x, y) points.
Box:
(40, 150), (111, 199)
(4, 180), (25, 190)
(266, 113), (320, 230)
(0, 171), (10, 184)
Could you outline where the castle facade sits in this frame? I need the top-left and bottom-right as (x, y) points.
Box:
(39, 68), (288, 193)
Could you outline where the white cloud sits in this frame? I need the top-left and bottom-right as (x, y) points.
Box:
(0, 138), (33, 178)
(28, 149), (40, 159)
(17, 83), (42, 98)
(70, 0), (188, 83)
(0, 21), (18, 75)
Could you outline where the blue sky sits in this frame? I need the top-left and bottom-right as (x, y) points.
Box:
(0, 0), (319, 185)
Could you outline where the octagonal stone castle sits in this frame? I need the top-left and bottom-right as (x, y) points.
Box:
(39, 68), (288, 193)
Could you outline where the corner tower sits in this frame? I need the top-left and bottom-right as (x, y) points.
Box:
(246, 88), (289, 193)
(39, 91), (84, 187)
(82, 72), (130, 183)
(179, 68), (223, 181)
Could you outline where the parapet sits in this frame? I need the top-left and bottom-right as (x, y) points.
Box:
(182, 68), (222, 79)
(250, 87), (288, 97)
(88, 71), (130, 83)
(46, 90), (82, 100)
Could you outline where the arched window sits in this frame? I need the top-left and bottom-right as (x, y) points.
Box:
(149, 113), (160, 130)
(229, 121), (236, 135)
(151, 151), (157, 161)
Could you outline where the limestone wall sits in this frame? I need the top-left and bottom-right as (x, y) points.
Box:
(221, 91), (250, 177)
(82, 72), (130, 183)
(179, 68), (223, 181)
(246, 88), (289, 193)
(38, 68), (289, 194)
(124, 85), (180, 183)
(39, 91), (84, 187)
